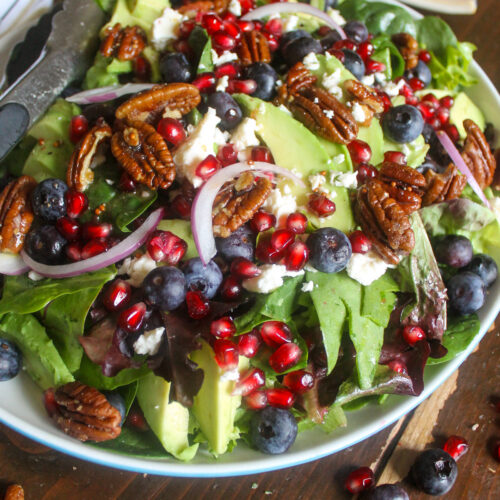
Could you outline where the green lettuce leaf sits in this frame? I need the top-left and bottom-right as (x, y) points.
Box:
(189, 27), (214, 74)
(371, 34), (405, 79)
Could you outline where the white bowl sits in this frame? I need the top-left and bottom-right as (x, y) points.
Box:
(0, 0), (499, 477)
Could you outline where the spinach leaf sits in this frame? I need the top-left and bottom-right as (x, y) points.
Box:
(117, 381), (138, 416)
(417, 16), (457, 61)
(371, 34), (405, 78)
(188, 27), (214, 74)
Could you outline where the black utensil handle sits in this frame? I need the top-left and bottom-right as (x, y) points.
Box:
(0, 102), (30, 161)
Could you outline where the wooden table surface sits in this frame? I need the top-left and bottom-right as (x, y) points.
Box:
(1, 1), (500, 499)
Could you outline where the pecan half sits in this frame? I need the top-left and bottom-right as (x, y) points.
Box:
(111, 120), (175, 190)
(238, 32), (271, 66)
(100, 23), (146, 61)
(213, 172), (272, 237)
(344, 79), (385, 127)
(67, 119), (112, 192)
(115, 83), (201, 124)
(178, 0), (229, 15)
(4, 485), (24, 500)
(392, 32), (419, 70)
(0, 175), (36, 253)
(421, 164), (467, 206)
(277, 62), (317, 103)
(379, 160), (426, 213)
(45, 382), (122, 442)
(461, 119), (496, 189)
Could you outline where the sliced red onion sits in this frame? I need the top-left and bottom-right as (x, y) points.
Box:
(242, 3), (346, 39)
(65, 84), (156, 105)
(21, 208), (164, 278)
(191, 162), (305, 265)
(436, 130), (490, 208)
(0, 252), (29, 276)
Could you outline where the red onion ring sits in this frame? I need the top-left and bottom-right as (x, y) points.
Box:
(191, 162), (305, 265)
(242, 3), (346, 39)
(436, 130), (490, 208)
(0, 252), (30, 276)
(21, 208), (164, 278)
(66, 84), (156, 105)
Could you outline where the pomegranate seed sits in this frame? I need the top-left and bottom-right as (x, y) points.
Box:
(388, 359), (407, 374)
(212, 32), (237, 51)
(261, 31), (278, 51)
(118, 302), (146, 332)
(231, 257), (261, 279)
(81, 239), (108, 259)
(69, 115), (88, 143)
(173, 39), (192, 57)
(119, 171), (137, 192)
(405, 95), (419, 106)
(308, 192), (336, 217)
(428, 117), (441, 130)
(284, 240), (309, 271)
(435, 107), (450, 125)
(402, 325), (426, 345)
(223, 21), (242, 41)
(210, 316), (236, 339)
(398, 79), (413, 98)
(220, 275), (242, 300)
(250, 210), (276, 233)
(213, 339), (239, 371)
(147, 230), (187, 264)
(357, 41), (374, 60)
(264, 18), (282, 37)
(65, 242), (82, 261)
(269, 342), (302, 373)
(236, 19), (255, 32)
(439, 95), (454, 108)
(333, 39), (356, 51)
(244, 390), (267, 410)
(328, 48), (345, 62)
(179, 19), (196, 39)
(266, 388), (295, 409)
(157, 117), (185, 146)
(186, 290), (210, 319)
(217, 143), (238, 166)
(222, 11), (237, 23)
(233, 368), (265, 396)
(171, 194), (191, 219)
(65, 190), (88, 218)
(356, 162), (378, 184)
(384, 151), (407, 164)
(418, 49), (431, 63)
(239, 0), (255, 15)
(251, 145), (275, 163)
(102, 279), (131, 311)
(317, 26), (332, 37)
(259, 321), (292, 348)
(408, 77), (425, 91)
(349, 230), (372, 254)
(344, 467), (374, 494)
(43, 388), (58, 416)
(201, 12), (223, 35)
(82, 222), (112, 240)
(422, 93), (440, 108)
(347, 139), (372, 165)
(126, 409), (149, 431)
(444, 124), (460, 143)
(192, 72), (216, 93)
(56, 217), (80, 241)
(417, 102), (434, 122)
(365, 59), (386, 75)
(443, 435), (469, 460)
(270, 228), (295, 252)
(255, 234), (285, 263)
(215, 62), (241, 79)
(283, 370), (314, 394)
(286, 212), (307, 234)
(376, 90), (392, 112)
(133, 56), (151, 82)
(237, 331), (261, 358)
(226, 79), (257, 95)
(195, 154), (221, 180)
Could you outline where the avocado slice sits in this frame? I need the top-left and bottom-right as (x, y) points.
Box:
(136, 372), (199, 461)
(190, 340), (249, 456)
(157, 219), (198, 259)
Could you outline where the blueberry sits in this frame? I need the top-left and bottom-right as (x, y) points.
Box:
(280, 30), (312, 55)
(216, 224), (255, 261)
(447, 271), (486, 315)
(283, 37), (323, 67)
(25, 225), (67, 264)
(31, 178), (68, 222)
(307, 227), (352, 273)
(250, 407), (297, 454)
(341, 49), (365, 80)
(103, 391), (126, 425)
(0, 338), (21, 381)
(382, 104), (424, 143)
(143, 266), (187, 310)
(203, 92), (242, 130)
(464, 253), (498, 287)
(159, 53), (193, 83)
(362, 484), (409, 500)
(243, 63), (278, 101)
(183, 258), (223, 299)
(320, 29), (342, 50)
(344, 21), (369, 44)
(411, 448), (457, 496)
(405, 60), (432, 88)
(434, 235), (473, 268)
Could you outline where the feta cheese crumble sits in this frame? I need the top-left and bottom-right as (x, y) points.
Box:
(330, 171), (358, 189)
(308, 172), (327, 192)
(263, 183), (298, 222)
(118, 253), (157, 287)
(303, 52), (320, 71)
(228, 0), (241, 17)
(283, 15), (299, 32)
(323, 109), (334, 119)
(211, 49), (238, 66)
(322, 69), (343, 99)
(215, 75), (229, 92)
(243, 264), (305, 294)
(28, 271), (44, 281)
(347, 250), (392, 286)
(327, 8), (346, 26)
(278, 104), (292, 115)
(301, 280), (314, 292)
(134, 327), (165, 356)
(151, 8), (184, 51)
(351, 102), (367, 123)
(230, 117), (260, 152)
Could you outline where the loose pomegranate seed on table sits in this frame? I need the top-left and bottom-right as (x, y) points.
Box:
(402, 325), (426, 345)
(344, 466), (374, 494)
(259, 321), (292, 348)
(118, 302), (146, 333)
(269, 342), (302, 373)
(195, 154), (221, 180)
(81, 239), (108, 259)
(230, 257), (261, 279)
(186, 290), (210, 319)
(286, 212), (308, 234)
(266, 388), (295, 409)
(308, 192), (336, 217)
(157, 117), (185, 146)
(283, 370), (314, 394)
(250, 210), (276, 233)
(349, 230), (372, 254)
(443, 435), (469, 460)
(210, 316), (236, 339)
(102, 279), (131, 312)
(347, 139), (372, 165)
(232, 368), (266, 396)
(65, 190), (88, 218)
(69, 115), (88, 144)
(244, 390), (267, 410)
(237, 331), (261, 358)
(56, 217), (80, 241)
(284, 240), (309, 271)
(213, 339), (239, 371)
(147, 230), (187, 264)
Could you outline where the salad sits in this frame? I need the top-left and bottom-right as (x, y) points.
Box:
(0, 0), (499, 462)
